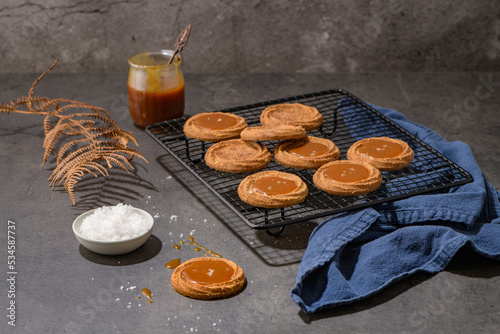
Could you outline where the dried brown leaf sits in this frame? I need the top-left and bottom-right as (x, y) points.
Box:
(2, 61), (148, 204)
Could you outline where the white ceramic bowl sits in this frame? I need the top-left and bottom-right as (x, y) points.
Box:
(72, 207), (154, 256)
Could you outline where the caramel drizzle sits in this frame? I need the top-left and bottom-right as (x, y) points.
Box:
(252, 176), (298, 196)
(171, 236), (222, 260)
(324, 163), (370, 183)
(182, 260), (234, 285)
(195, 113), (237, 130)
(289, 142), (329, 157)
(358, 139), (403, 158)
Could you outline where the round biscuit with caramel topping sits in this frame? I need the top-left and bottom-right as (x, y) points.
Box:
(205, 139), (271, 173)
(238, 170), (308, 208)
(260, 103), (323, 131)
(274, 136), (340, 169)
(183, 112), (247, 142)
(313, 160), (382, 196)
(171, 257), (245, 300)
(347, 137), (414, 171)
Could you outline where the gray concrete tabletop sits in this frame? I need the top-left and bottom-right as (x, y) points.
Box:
(1, 72), (499, 333)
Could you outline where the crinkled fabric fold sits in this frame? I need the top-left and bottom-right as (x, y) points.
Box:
(290, 104), (500, 313)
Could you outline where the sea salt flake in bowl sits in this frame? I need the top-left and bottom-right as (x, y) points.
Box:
(72, 203), (154, 255)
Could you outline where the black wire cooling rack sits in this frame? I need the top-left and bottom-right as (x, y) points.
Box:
(146, 89), (473, 234)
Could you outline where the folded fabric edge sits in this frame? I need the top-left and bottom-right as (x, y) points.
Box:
(292, 232), (468, 314)
(290, 209), (381, 312)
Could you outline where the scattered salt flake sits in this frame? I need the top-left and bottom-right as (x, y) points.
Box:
(190, 230), (196, 236)
(154, 213), (161, 219)
(115, 298), (120, 301)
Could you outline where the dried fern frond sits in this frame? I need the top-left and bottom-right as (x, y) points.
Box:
(1, 60), (148, 204)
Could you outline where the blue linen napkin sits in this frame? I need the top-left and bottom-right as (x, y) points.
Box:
(290, 104), (500, 313)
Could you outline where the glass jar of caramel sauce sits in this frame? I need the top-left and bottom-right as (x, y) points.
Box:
(127, 50), (185, 128)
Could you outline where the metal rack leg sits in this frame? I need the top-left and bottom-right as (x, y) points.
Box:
(264, 208), (286, 237)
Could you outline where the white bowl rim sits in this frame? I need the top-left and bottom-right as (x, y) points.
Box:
(72, 206), (154, 244)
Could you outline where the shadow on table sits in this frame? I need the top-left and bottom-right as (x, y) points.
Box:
(78, 235), (162, 266)
(297, 246), (500, 323)
(157, 154), (320, 266)
(68, 161), (156, 213)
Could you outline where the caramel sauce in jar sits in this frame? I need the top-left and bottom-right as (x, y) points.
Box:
(289, 142), (329, 157)
(324, 163), (370, 183)
(358, 138), (403, 158)
(128, 50), (185, 128)
(194, 113), (238, 130)
(128, 84), (184, 128)
(253, 177), (298, 196)
(182, 259), (234, 285)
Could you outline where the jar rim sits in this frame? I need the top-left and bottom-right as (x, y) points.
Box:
(128, 50), (182, 68)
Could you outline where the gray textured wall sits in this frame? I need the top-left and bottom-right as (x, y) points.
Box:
(1, 0), (499, 73)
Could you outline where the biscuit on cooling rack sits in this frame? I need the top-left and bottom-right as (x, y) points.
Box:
(184, 112), (247, 142)
(240, 124), (307, 141)
(274, 136), (340, 169)
(204, 139), (271, 173)
(171, 257), (245, 300)
(260, 103), (323, 131)
(347, 137), (414, 171)
(313, 160), (382, 196)
(238, 170), (308, 208)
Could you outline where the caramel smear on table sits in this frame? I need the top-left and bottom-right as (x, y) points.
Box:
(324, 163), (370, 183)
(253, 176), (298, 196)
(165, 258), (181, 269)
(195, 113), (238, 130)
(358, 138), (403, 158)
(289, 142), (329, 157)
(136, 288), (153, 304)
(142, 288), (152, 300)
